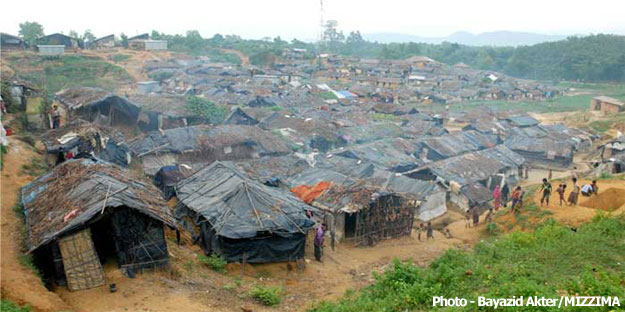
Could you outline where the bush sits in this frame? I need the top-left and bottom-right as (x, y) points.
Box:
(250, 285), (282, 306)
(198, 253), (227, 273)
(185, 96), (227, 124)
(1, 300), (30, 312)
(484, 222), (501, 236)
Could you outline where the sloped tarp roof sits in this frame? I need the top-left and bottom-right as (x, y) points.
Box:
(415, 130), (499, 161)
(175, 161), (315, 239)
(504, 115), (540, 128)
(128, 125), (289, 156)
(329, 138), (419, 172)
(224, 107), (260, 125)
(504, 134), (573, 157)
(55, 87), (140, 120)
(20, 159), (175, 252)
(407, 145), (524, 185)
(128, 94), (190, 118)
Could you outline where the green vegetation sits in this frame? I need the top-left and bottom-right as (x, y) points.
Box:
(185, 96), (227, 124)
(371, 113), (399, 121)
(18, 21), (44, 45)
(589, 113), (625, 133)
(198, 253), (227, 273)
(311, 214), (625, 312)
(1, 299), (31, 312)
(20, 158), (48, 177)
(250, 285), (282, 306)
(8, 55), (133, 95)
(147, 71), (174, 82)
(318, 91), (338, 100)
(17, 253), (41, 279)
(112, 54), (130, 62)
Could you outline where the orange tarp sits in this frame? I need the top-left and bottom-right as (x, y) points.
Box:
(290, 181), (332, 204)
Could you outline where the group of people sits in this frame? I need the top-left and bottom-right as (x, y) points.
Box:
(492, 183), (525, 212)
(541, 177), (598, 207)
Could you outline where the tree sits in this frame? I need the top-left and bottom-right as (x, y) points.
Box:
(210, 34), (225, 45)
(346, 31), (363, 44)
(82, 29), (96, 42)
(68, 30), (79, 39)
(19, 21), (44, 44)
(185, 30), (205, 51)
(120, 33), (128, 48)
(323, 20), (344, 42)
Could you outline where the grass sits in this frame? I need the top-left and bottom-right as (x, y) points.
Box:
(423, 82), (625, 115)
(433, 94), (595, 114)
(6, 54), (133, 94)
(198, 253), (227, 273)
(249, 285), (282, 306)
(588, 112), (625, 133)
(310, 214), (625, 312)
(1, 300), (30, 312)
(20, 158), (48, 177)
(112, 54), (131, 62)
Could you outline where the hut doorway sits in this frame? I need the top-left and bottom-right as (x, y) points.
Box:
(344, 213), (357, 238)
(58, 229), (106, 291)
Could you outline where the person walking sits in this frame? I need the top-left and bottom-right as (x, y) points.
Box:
(314, 223), (327, 262)
(417, 223), (424, 241)
(472, 206), (480, 227)
(539, 178), (552, 206)
(557, 184), (567, 206)
(426, 222), (434, 240)
(501, 183), (510, 208)
(510, 186), (522, 211)
(465, 209), (471, 228)
(492, 185), (501, 211)
(568, 178), (580, 206)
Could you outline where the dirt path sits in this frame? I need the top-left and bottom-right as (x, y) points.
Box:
(1, 137), (69, 311)
(220, 48), (249, 66)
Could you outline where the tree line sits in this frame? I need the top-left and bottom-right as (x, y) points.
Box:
(14, 21), (625, 82)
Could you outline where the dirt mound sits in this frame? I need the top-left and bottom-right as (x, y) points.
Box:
(580, 188), (625, 211)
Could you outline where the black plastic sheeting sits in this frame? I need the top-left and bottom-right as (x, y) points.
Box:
(154, 165), (186, 200)
(197, 221), (306, 263)
(111, 208), (169, 269)
(176, 161), (315, 239)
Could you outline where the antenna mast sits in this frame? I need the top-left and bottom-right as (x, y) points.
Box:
(319, 0), (325, 42)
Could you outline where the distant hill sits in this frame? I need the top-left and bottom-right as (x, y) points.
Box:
(363, 31), (568, 46)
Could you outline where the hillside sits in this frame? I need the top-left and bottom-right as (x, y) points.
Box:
(311, 213), (625, 312)
(363, 31), (567, 46)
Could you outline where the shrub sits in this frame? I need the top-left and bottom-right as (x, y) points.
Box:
(484, 222), (501, 236)
(185, 96), (227, 124)
(250, 285), (282, 306)
(198, 253), (227, 273)
(1, 300), (30, 312)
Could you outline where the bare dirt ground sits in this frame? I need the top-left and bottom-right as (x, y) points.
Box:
(1, 137), (69, 311)
(0, 133), (483, 312)
(1, 109), (623, 311)
(219, 48), (249, 66)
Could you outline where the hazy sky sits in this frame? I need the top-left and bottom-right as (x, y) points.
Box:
(1, 0), (624, 40)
